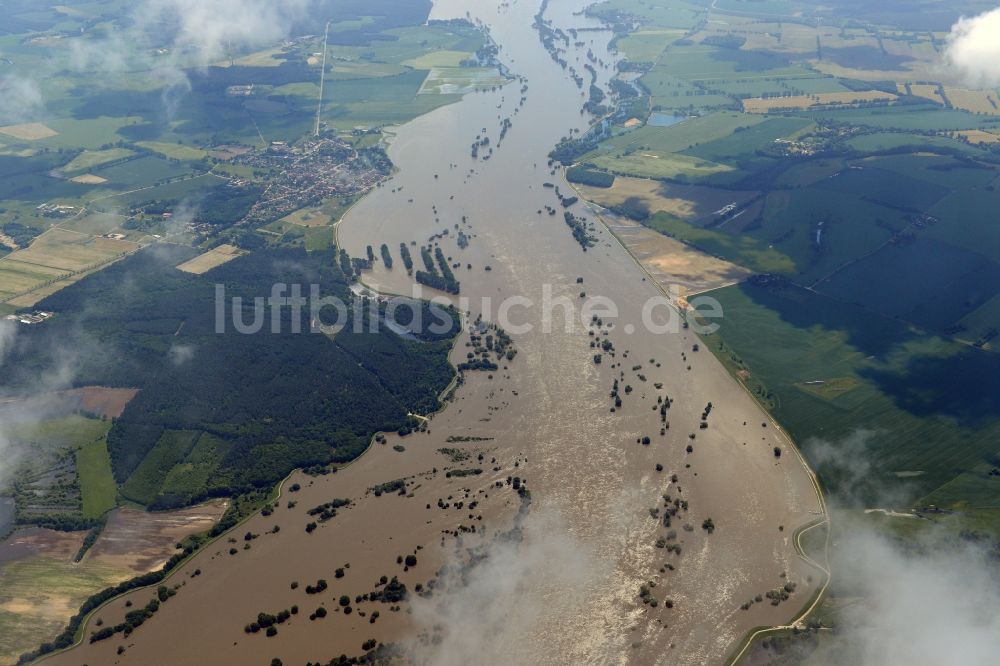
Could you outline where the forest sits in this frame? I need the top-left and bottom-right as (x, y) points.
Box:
(3, 246), (458, 508)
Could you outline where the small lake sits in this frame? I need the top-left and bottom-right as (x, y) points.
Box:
(647, 112), (686, 127)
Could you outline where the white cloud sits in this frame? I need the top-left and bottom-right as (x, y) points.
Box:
(831, 522), (1000, 666)
(135, 0), (314, 63)
(405, 509), (605, 664)
(0, 75), (45, 124)
(944, 7), (1000, 88)
(169, 344), (195, 365)
(0, 319), (15, 366)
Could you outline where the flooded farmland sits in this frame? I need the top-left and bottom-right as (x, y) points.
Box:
(43, 1), (825, 665)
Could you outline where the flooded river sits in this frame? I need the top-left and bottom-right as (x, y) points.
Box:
(44, 2), (825, 665)
(336, 0), (827, 663)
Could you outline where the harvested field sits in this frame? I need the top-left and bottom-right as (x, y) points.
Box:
(944, 87), (1000, 115)
(69, 174), (108, 185)
(0, 230), (139, 307)
(86, 501), (227, 573)
(0, 123), (58, 141)
(955, 130), (1000, 145)
(0, 387), (138, 420)
(742, 90), (897, 113)
(63, 387), (139, 418)
(574, 175), (758, 223)
(0, 229), (136, 303)
(603, 214), (752, 294)
(2, 229), (129, 273)
(905, 83), (945, 105)
(0, 501), (226, 664)
(175, 244), (245, 274)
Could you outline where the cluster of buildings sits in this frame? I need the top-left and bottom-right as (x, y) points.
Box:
(4, 310), (53, 325)
(233, 136), (389, 226)
(36, 203), (77, 217)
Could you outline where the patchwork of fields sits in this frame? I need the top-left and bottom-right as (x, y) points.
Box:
(700, 283), (1000, 509)
(576, 0), (1000, 510)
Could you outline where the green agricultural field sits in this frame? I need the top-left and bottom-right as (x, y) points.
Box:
(846, 132), (986, 156)
(779, 77), (852, 94)
(61, 148), (135, 173)
(811, 105), (999, 132)
(596, 112), (766, 155)
(737, 188), (904, 281)
(6, 415), (111, 458)
(157, 434), (232, 505)
(589, 151), (734, 180)
(857, 154), (998, 190)
(92, 154), (195, 187)
(699, 282), (1000, 508)
(655, 43), (815, 83)
(815, 165), (950, 212)
(773, 158), (845, 187)
(324, 69), (465, 128)
(303, 225), (334, 250)
(403, 50), (473, 68)
(706, 78), (790, 98)
(681, 116), (811, 162)
(815, 237), (1000, 331)
(120, 430), (202, 506)
(108, 173), (230, 207)
(927, 190), (1000, 259)
(43, 116), (148, 151)
(957, 292), (1000, 347)
(135, 141), (210, 162)
(712, 0), (801, 17)
(641, 66), (737, 111)
(614, 29), (684, 62)
(77, 434), (117, 519)
(645, 210), (796, 273)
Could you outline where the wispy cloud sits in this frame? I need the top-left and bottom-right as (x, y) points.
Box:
(943, 7), (1000, 88)
(829, 516), (1000, 666)
(135, 0), (314, 63)
(0, 75), (45, 125)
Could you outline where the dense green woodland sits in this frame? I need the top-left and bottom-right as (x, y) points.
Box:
(3, 247), (457, 509)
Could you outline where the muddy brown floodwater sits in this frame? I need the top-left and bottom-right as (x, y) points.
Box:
(43, 1), (826, 665)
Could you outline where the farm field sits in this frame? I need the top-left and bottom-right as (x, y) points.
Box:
(0, 500), (227, 665)
(574, 175), (759, 221)
(0, 123), (58, 141)
(741, 90), (896, 113)
(588, 150), (734, 180)
(120, 430), (203, 506)
(175, 244), (245, 274)
(76, 437), (117, 520)
(61, 148), (135, 173)
(0, 228), (138, 304)
(134, 142), (210, 162)
(644, 210), (796, 273)
(956, 129), (1000, 145)
(699, 282), (1000, 509)
(571, 0), (1000, 551)
(944, 87), (1000, 115)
